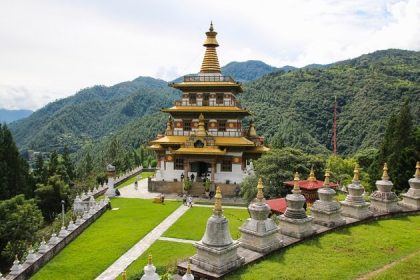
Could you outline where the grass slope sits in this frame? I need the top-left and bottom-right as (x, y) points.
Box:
(368, 250), (420, 280)
(225, 215), (420, 280)
(31, 198), (180, 280)
(162, 207), (249, 241)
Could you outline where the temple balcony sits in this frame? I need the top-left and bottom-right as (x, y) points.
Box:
(183, 75), (237, 83)
(174, 100), (241, 107)
(173, 130), (246, 137)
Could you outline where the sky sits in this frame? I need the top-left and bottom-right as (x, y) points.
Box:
(0, 0), (419, 110)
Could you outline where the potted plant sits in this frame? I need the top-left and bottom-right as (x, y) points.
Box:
(183, 177), (192, 193)
(204, 180), (211, 197)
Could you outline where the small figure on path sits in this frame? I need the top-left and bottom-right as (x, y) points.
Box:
(134, 180), (138, 190)
(115, 188), (121, 196)
(190, 173), (195, 182)
(160, 193), (165, 204)
(182, 194), (187, 206)
(187, 195), (193, 207)
(181, 173), (185, 182)
(234, 185), (241, 201)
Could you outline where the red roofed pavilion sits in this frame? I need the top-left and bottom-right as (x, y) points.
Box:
(283, 167), (338, 203)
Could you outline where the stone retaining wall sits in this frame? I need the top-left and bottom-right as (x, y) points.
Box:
(4, 200), (109, 280)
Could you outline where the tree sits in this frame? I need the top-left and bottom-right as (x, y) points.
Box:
(0, 124), (33, 200)
(240, 175), (259, 203)
(35, 175), (71, 221)
(370, 102), (419, 192)
(62, 146), (75, 181)
(0, 195), (43, 269)
(48, 151), (59, 177)
(33, 154), (48, 185)
(253, 147), (325, 198)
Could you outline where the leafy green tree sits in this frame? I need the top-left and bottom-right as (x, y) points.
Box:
(48, 151), (59, 177)
(240, 175), (260, 203)
(0, 195), (43, 269)
(62, 146), (75, 181)
(370, 102), (419, 192)
(85, 152), (93, 176)
(35, 175), (71, 221)
(33, 154), (48, 185)
(0, 124), (33, 199)
(253, 148), (325, 198)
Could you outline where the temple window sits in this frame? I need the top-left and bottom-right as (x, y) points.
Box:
(174, 158), (184, 170)
(221, 159), (232, 172)
(218, 120), (226, 132)
(216, 93), (224, 104)
(203, 93), (210, 106)
(189, 93), (197, 105)
(184, 120), (192, 131)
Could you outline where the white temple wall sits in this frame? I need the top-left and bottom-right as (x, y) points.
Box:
(215, 163), (245, 184)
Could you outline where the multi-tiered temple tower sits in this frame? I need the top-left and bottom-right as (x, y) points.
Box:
(150, 23), (268, 186)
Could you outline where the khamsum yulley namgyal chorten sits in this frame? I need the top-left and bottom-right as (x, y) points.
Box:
(149, 23), (269, 188)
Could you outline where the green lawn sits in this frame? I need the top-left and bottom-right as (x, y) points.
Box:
(225, 215), (420, 280)
(163, 207), (249, 240)
(368, 250), (420, 280)
(122, 241), (195, 280)
(31, 198), (180, 280)
(117, 172), (155, 189)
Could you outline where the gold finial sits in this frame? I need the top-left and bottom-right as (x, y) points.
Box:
(187, 261), (192, 274)
(200, 22), (220, 73)
(293, 172), (300, 191)
(122, 271), (127, 280)
(196, 113), (207, 137)
(324, 169), (331, 187)
(165, 116), (173, 136)
(382, 163), (389, 180)
(415, 161), (420, 178)
(353, 164), (360, 181)
(148, 253), (152, 265)
(15, 254), (18, 261)
(308, 166), (316, 182)
(256, 177), (264, 202)
(248, 119), (257, 137)
(214, 186), (222, 215)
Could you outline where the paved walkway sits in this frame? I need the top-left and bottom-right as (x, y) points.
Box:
(95, 204), (190, 280)
(119, 178), (165, 199)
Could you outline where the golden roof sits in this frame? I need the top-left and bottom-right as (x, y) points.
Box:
(161, 106), (250, 114)
(149, 144), (164, 150)
(244, 146), (270, 153)
(200, 22), (220, 74)
(172, 147), (226, 155)
(150, 136), (256, 147)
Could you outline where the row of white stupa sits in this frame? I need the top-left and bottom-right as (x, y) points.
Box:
(183, 162), (420, 277)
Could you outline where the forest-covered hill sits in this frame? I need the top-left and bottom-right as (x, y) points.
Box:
(9, 77), (180, 152)
(10, 49), (420, 158)
(241, 49), (420, 155)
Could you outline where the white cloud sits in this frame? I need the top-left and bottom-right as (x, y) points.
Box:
(0, 0), (418, 110)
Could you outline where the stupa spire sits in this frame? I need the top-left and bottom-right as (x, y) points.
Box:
(213, 186), (223, 216)
(308, 166), (316, 182)
(256, 177), (264, 202)
(200, 22), (221, 73)
(382, 163), (389, 180)
(293, 172), (300, 193)
(415, 161), (420, 178)
(324, 169), (331, 187)
(353, 164), (360, 182)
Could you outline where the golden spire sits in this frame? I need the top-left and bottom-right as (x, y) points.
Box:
(382, 163), (389, 180)
(293, 172), (300, 192)
(214, 186), (223, 215)
(148, 253), (152, 265)
(324, 169), (331, 187)
(415, 161), (420, 178)
(122, 271), (127, 280)
(165, 116), (173, 136)
(353, 164), (360, 181)
(187, 261), (192, 274)
(196, 113), (207, 137)
(308, 166), (316, 182)
(256, 177), (264, 202)
(200, 22), (221, 73)
(248, 119), (257, 137)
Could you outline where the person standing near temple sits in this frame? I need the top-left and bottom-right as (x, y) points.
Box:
(187, 195), (193, 207)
